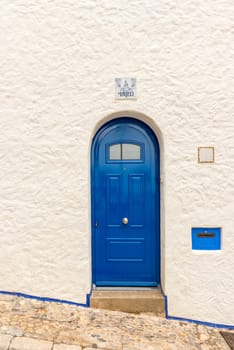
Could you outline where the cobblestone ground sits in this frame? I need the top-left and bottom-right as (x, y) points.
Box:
(0, 295), (232, 350)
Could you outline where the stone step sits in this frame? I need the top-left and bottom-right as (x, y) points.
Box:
(90, 288), (165, 316)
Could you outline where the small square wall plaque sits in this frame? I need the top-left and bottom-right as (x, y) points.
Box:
(198, 147), (215, 163)
(115, 78), (137, 99)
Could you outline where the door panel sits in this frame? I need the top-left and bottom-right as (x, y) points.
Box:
(92, 118), (160, 286)
(128, 174), (144, 227)
(106, 175), (121, 227)
(106, 238), (145, 262)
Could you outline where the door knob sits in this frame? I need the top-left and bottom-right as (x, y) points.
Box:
(122, 217), (128, 225)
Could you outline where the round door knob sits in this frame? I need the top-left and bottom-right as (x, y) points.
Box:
(122, 217), (128, 225)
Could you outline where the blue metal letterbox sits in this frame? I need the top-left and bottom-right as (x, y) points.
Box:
(191, 227), (221, 250)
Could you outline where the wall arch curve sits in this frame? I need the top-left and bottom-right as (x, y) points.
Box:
(91, 114), (164, 288)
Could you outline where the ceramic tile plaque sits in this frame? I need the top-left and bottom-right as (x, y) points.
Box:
(115, 78), (137, 99)
(198, 147), (215, 163)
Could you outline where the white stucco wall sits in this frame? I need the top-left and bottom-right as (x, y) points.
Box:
(0, 0), (233, 324)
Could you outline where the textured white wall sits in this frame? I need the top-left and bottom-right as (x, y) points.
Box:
(0, 0), (233, 324)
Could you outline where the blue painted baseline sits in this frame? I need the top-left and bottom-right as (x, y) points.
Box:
(163, 294), (234, 330)
(0, 290), (90, 307)
(0, 290), (233, 329)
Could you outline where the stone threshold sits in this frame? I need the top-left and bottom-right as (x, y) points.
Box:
(90, 287), (165, 316)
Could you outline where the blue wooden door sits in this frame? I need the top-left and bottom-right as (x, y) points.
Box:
(92, 118), (160, 286)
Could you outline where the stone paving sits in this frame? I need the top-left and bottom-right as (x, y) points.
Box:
(0, 295), (233, 350)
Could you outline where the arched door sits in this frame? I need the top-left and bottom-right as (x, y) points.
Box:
(91, 118), (160, 286)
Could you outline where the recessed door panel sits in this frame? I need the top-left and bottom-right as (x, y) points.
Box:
(128, 174), (145, 227)
(106, 175), (121, 227)
(106, 238), (145, 262)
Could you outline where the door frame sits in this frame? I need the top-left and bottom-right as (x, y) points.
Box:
(91, 116), (161, 287)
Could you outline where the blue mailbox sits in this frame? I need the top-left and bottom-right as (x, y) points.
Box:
(192, 227), (221, 250)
